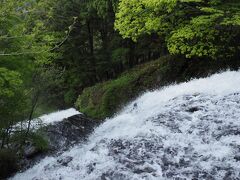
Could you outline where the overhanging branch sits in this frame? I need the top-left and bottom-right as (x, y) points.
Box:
(0, 17), (77, 56)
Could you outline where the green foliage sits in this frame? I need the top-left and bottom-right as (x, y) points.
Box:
(90, 0), (119, 18)
(115, 0), (240, 59)
(0, 0), (60, 63)
(75, 56), (173, 119)
(0, 0), (65, 155)
(11, 131), (49, 152)
(76, 75), (133, 119)
(64, 89), (77, 105)
(0, 68), (22, 98)
(46, 0), (163, 106)
(29, 132), (49, 152)
(111, 48), (129, 63)
(1, 1), (240, 173)
(0, 68), (26, 131)
(167, 14), (222, 58)
(76, 53), (240, 120)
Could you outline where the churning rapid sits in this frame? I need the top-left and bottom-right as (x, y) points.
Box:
(12, 71), (240, 180)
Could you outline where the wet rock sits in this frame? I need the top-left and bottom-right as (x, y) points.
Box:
(20, 114), (100, 171)
(100, 171), (129, 180)
(45, 114), (99, 151)
(23, 141), (39, 158)
(57, 156), (73, 166)
(186, 107), (201, 113)
(234, 155), (240, 161)
(87, 162), (96, 173)
(133, 165), (156, 174)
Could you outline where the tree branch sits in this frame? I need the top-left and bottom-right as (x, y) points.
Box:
(0, 17), (77, 56)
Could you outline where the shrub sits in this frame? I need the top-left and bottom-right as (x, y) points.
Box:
(28, 132), (49, 152)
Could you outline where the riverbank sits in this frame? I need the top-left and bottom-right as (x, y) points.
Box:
(0, 110), (99, 179)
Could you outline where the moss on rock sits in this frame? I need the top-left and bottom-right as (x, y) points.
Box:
(75, 55), (240, 119)
(75, 56), (178, 119)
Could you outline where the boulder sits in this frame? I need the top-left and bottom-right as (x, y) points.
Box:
(44, 114), (99, 151)
(57, 156), (73, 166)
(20, 114), (99, 171)
(23, 141), (39, 158)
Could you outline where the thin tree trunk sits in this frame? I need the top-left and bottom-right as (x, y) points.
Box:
(87, 21), (94, 56)
(21, 92), (39, 146)
(1, 130), (6, 149)
(5, 127), (10, 148)
(26, 93), (39, 135)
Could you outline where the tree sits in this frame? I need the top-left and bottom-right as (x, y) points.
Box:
(115, 0), (240, 59)
(0, 0), (68, 148)
(0, 68), (26, 148)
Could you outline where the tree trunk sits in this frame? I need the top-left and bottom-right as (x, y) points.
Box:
(87, 21), (94, 56)
(21, 92), (39, 146)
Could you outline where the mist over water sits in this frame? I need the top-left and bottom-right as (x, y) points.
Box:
(12, 71), (240, 180)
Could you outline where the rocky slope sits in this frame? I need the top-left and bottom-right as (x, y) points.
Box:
(19, 113), (99, 172)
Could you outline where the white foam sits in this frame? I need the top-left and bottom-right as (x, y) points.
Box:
(39, 108), (81, 125)
(13, 108), (81, 131)
(12, 71), (240, 180)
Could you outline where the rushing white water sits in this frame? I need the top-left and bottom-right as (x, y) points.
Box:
(12, 71), (240, 180)
(13, 108), (81, 131)
(38, 108), (81, 125)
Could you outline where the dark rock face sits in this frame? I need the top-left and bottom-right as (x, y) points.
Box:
(20, 114), (99, 171)
(44, 114), (99, 151)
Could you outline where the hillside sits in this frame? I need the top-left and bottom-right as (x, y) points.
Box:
(76, 55), (240, 119)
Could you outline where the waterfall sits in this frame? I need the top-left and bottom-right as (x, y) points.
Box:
(12, 71), (240, 180)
